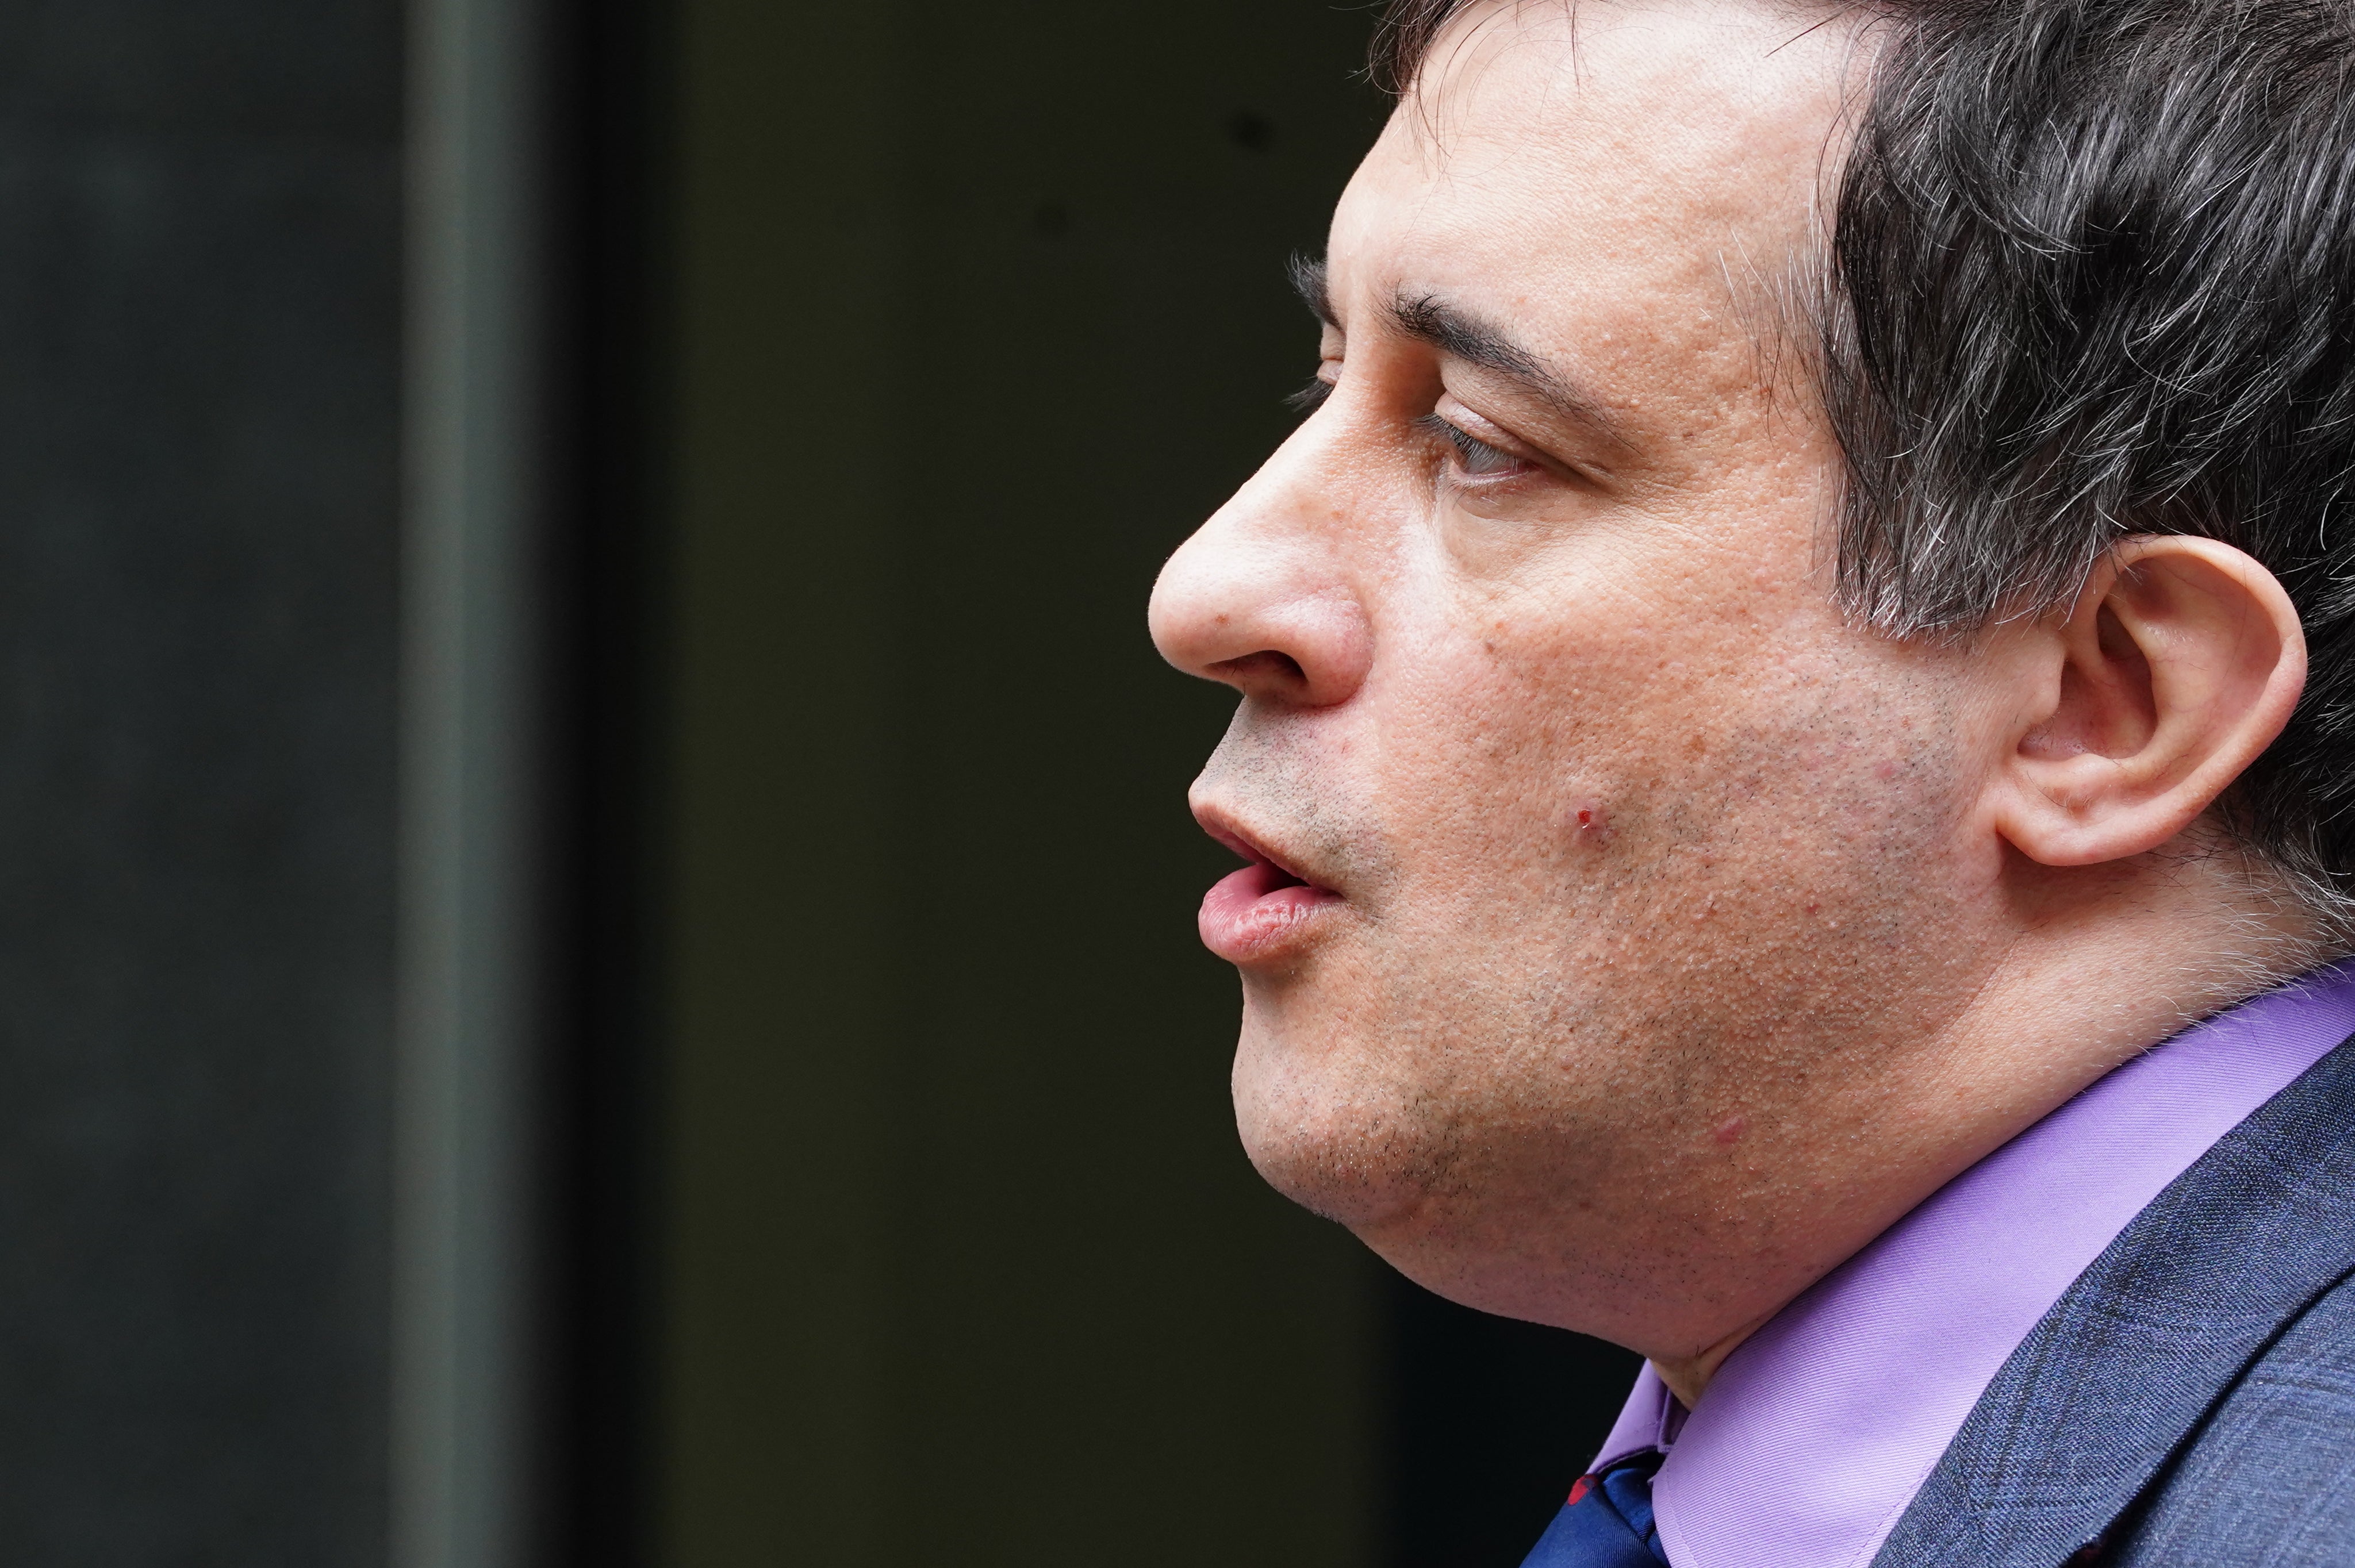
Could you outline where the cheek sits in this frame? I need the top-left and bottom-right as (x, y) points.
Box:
(1362, 606), (1974, 939)
(1357, 625), (1677, 887)
(1623, 681), (1983, 981)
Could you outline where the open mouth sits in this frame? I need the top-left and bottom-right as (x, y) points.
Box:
(1197, 824), (1340, 964)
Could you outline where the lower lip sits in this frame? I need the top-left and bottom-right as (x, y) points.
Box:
(1199, 862), (1340, 963)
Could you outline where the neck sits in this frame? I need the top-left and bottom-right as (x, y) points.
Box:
(1647, 849), (2325, 1401)
(1650, 1312), (1774, 1409)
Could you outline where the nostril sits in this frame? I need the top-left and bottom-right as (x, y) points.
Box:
(1212, 650), (1308, 690)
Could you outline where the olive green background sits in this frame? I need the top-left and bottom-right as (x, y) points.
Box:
(653, 4), (1392, 1562)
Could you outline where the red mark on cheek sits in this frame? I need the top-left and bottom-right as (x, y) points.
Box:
(1570, 800), (1614, 844)
(1714, 1116), (1746, 1146)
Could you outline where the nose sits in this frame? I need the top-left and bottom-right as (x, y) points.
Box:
(1148, 431), (1374, 708)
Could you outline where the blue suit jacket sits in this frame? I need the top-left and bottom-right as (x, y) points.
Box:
(1872, 1031), (2355, 1566)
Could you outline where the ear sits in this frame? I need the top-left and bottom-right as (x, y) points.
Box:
(1992, 536), (2307, 868)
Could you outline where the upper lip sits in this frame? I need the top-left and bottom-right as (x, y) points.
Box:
(1191, 803), (1333, 892)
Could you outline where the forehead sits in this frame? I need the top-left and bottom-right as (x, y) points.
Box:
(1330, 1), (1859, 381)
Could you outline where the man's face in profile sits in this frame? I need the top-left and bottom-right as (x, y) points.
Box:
(1151, 0), (2026, 1357)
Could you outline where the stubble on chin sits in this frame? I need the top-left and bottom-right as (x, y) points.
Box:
(1227, 968), (1456, 1230)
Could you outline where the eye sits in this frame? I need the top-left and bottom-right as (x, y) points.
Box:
(1417, 413), (1535, 479)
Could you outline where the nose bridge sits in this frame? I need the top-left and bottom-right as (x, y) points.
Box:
(1149, 414), (1375, 706)
(1197, 421), (1348, 590)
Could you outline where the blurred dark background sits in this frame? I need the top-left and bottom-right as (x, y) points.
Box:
(0, 0), (1638, 1563)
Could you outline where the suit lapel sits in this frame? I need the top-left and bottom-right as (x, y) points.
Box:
(1871, 1033), (2355, 1568)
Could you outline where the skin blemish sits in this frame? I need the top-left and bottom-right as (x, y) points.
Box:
(1571, 800), (1614, 844)
(1715, 1116), (1746, 1146)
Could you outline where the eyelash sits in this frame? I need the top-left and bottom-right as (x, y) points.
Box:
(1288, 376), (1535, 482)
(1414, 413), (1528, 478)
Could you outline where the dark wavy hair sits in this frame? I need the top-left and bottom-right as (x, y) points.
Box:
(1371, 0), (2355, 932)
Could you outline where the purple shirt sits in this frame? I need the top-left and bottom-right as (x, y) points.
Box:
(1589, 961), (2355, 1568)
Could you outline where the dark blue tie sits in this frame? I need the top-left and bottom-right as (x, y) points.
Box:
(1518, 1451), (1670, 1566)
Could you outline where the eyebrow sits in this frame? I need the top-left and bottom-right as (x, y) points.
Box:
(1289, 253), (1337, 326)
(1389, 292), (1629, 445)
(1288, 255), (1627, 447)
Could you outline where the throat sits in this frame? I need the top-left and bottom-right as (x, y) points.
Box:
(1649, 1308), (1779, 1409)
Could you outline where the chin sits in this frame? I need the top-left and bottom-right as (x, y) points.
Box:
(1229, 1010), (1436, 1231)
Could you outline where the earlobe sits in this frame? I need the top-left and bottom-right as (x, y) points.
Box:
(1992, 536), (2307, 868)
